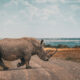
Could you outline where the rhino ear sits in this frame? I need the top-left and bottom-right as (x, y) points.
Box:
(40, 40), (44, 45)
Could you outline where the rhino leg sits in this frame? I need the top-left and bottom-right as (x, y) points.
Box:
(24, 56), (32, 69)
(17, 57), (25, 67)
(0, 58), (8, 70)
(25, 61), (32, 69)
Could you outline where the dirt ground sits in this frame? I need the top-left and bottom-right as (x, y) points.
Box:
(0, 55), (80, 80)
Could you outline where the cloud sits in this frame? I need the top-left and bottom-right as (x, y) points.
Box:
(4, 19), (15, 26)
(35, 0), (80, 3)
(62, 14), (77, 25)
(4, 0), (18, 7)
(12, 15), (18, 19)
(60, 0), (65, 3)
(60, 0), (80, 3)
(71, 5), (80, 11)
(3, 0), (60, 21)
(2, 0), (79, 25)
(24, 1), (33, 7)
(0, 0), (80, 38)
(38, 5), (60, 20)
(3, 0), (78, 25)
(22, 1), (38, 21)
(35, 0), (57, 3)
(35, 0), (47, 3)
(22, 2), (60, 20)
(69, 16), (77, 24)
(20, 10), (27, 16)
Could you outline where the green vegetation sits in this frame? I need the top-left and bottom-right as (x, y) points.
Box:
(73, 45), (80, 48)
(65, 57), (80, 63)
(65, 57), (72, 60)
(44, 44), (70, 48)
(44, 44), (80, 48)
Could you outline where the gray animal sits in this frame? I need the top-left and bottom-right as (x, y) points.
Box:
(0, 37), (57, 70)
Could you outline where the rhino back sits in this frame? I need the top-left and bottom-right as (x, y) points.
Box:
(0, 38), (39, 51)
(0, 37), (40, 60)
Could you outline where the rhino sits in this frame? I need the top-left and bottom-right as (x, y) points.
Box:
(0, 37), (57, 70)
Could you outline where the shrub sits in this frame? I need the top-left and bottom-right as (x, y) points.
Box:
(57, 44), (70, 48)
(44, 44), (69, 48)
(73, 45), (80, 48)
(65, 57), (72, 60)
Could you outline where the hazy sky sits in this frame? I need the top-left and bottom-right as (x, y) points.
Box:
(0, 0), (80, 38)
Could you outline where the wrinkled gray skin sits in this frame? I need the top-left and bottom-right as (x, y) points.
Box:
(0, 37), (57, 70)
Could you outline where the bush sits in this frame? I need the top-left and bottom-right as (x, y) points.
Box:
(44, 44), (69, 48)
(65, 57), (72, 60)
(44, 44), (56, 48)
(57, 44), (70, 48)
(73, 45), (80, 48)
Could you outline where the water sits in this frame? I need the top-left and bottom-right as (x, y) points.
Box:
(39, 38), (80, 47)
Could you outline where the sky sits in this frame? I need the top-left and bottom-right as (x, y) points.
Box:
(0, 0), (80, 38)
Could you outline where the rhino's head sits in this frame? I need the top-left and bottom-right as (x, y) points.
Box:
(36, 40), (57, 61)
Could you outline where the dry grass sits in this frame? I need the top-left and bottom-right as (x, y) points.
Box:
(45, 48), (80, 62)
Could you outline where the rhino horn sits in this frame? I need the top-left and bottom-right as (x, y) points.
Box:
(51, 48), (57, 56)
(47, 48), (58, 58)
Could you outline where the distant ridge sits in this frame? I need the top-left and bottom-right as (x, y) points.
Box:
(38, 38), (80, 40)
(38, 38), (80, 47)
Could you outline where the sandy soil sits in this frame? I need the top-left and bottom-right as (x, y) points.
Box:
(0, 55), (80, 80)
